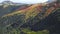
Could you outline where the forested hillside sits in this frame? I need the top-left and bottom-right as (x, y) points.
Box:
(0, 0), (60, 34)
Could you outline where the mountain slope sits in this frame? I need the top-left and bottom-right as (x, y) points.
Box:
(0, 3), (56, 28)
(0, 4), (47, 34)
(0, 4), (31, 17)
(0, 1), (60, 34)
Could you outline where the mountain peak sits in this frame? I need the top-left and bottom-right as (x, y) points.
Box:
(0, 0), (27, 6)
(2, 1), (14, 5)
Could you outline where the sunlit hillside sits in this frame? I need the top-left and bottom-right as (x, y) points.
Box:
(0, 3), (49, 34)
(0, 0), (60, 34)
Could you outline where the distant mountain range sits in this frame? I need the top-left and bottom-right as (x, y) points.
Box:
(0, 1), (32, 17)
(0, 1), (29, 6)
(0, 0), (56, 6)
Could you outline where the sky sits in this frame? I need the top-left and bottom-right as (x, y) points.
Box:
(0, 0), (50, 4)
